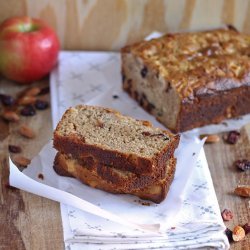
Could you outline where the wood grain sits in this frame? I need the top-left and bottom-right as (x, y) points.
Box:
(0, 78), (64, 250)
(204, 125), (250, 250)
(0, 0), (250, 50)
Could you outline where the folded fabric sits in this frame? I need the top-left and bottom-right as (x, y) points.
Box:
(50, 51), (230, 249)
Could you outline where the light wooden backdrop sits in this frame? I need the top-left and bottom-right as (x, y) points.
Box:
(0, 0), (250, 50)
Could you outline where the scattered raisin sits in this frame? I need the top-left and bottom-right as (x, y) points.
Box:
(225, 228), (233, 242)
(38, 173), (44, 180)
(243, 222), (250, 234)
(140, 66), (148, 78)
(8, 145), (22, 153)
(112, 95), (119, 99)
(35, 100), (49, 110)
(38, 86), (50, 95)
(224, 130), (240, 144)
(20, 105), (36, 116)
(221, 209), (233, 221)
(122, 73), (126, 82)
(234, 159), (250, 171)
(0, 94), (15, 106)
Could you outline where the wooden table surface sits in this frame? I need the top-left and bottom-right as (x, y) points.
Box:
(0, 78), (249, 250)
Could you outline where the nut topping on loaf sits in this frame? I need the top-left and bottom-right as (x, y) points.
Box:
(121, 27), (250, 132)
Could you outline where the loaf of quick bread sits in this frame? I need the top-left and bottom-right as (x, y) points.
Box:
(121, 26), (250, 132)
(53, 105), (180, 203)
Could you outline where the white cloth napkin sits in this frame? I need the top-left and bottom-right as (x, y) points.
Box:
(49, 51), (231, 249)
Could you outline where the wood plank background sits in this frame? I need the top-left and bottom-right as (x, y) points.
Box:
(0, 0), (250, 50)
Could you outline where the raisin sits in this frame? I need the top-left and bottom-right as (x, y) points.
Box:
(140, 66), (148, 78)
(38, 173), (44, 180)
(224, 130), (240, 144)
(38, 86), (50, 95)
(234, 159), (250, 171)
(9, 145), (22, 153)
(221, 209), (233, 221)
(0, 94), (15, 106)
(35, 100), (49, 110)
(243, 222), (250, 234)
(112, 95), (119, 99)
(122, 73), (126, 82)
(142, 131), (151, 136)
(225, 228), (233, 242)
(20, 105), (36, 116)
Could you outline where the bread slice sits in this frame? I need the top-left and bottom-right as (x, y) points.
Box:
(54, 105), (179, 177)
(54, 152), (176, 203)
(54, 152), (176, 192)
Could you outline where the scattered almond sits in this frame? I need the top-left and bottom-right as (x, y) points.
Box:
(18, 125), (36, 139)
(24, 87), (41, 96)
(2, 110), (19, 122)
(200, 134), (220, 143)
(13, 155), (31, 167)
(234, 185), (250, 197)
(18, 96), (36, 105)
(232, 225), (245, 242)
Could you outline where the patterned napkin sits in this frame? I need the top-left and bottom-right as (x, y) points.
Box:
(49, 51), (229, 249)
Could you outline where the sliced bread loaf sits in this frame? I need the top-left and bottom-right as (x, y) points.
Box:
(54, 105), (179, 177)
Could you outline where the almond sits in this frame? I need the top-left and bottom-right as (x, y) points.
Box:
(13, 155), (31, 167)
(232, 225), (245, 242)
(19, 125), (36, 139)
(234, 185), (250, 197)
(2, 110), (20, 122)
(200, 134), (220, 143)
(18, 96), (36, 105)
(24, 87), (41, 96)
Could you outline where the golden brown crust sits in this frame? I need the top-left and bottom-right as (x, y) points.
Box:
(53, 153), (176, 203)
(54, 133), (179, 177)
(122, 28), (250, 101)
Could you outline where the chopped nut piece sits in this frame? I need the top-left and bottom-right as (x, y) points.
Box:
(13, 156), (31, 167)
(221, 209), (233, 221)
(2, 110), (20, 122)
(234, 159), (250, 171)
(24, 87), (41, 96)
(224, 130), (240, 144)
(200, 134), (220, 143)
(234, 185), (250, 197)
(232, 225), (245, 242)
(243, 222), (250, 234)
(8, 145), (21, 153)
(18, 96), (36, 105)
(19, 125), (36, 139)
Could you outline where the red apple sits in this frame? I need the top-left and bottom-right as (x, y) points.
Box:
(0, 16), (60, 84)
